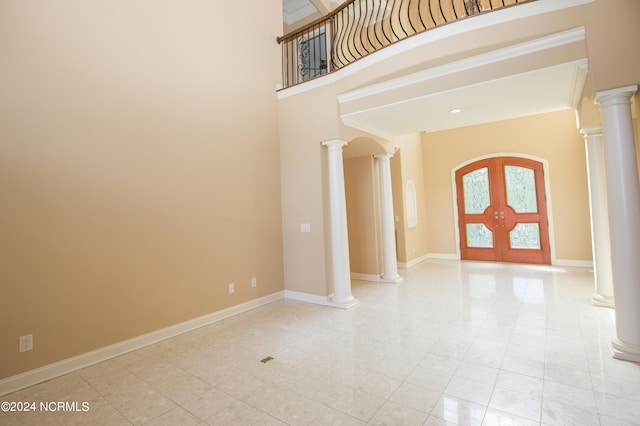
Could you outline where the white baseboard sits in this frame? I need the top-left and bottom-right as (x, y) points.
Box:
(427, 253), (460, 260)
(398, 253), (430, 269)
(0, 291), (284, 397)
(552, 259), (593, 268)
(350, 272), (382, 282)
(283, 289), (332, 306)
(398, 253), (459, 268)
(283, 290), (359, 309)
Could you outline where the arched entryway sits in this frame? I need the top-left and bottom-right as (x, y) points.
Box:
(343, 137), (403, 283)
(454, 156), (551, 264)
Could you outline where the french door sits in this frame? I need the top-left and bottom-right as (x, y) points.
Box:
(455, 157), (551, 264)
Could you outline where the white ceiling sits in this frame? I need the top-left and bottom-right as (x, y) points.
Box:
(335, 26), (589, 138)
(340, 61), (588, 138)
(282, 0), (318, 25)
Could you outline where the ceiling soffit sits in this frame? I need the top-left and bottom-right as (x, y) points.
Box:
(338, 28), (589, 137)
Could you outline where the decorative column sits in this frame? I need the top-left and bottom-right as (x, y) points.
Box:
(581, 126), (614, 308)
(595, 85), (640, 362)
(322, 140), (358, 309)
(374, 153), (404, 284)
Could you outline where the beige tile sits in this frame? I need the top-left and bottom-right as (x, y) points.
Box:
(369, 400), (429, 425)
(351, 371), (401, 399)
(181, 388), (236, 421)
(204, 400), (276, 426)
(431, 394), (486, 426)
(541, 399), (599, 425)
(495, 370), (543, 398)
(444, 376), (494, 406)
(489, 387), (541, 422)
(482, 408), (540, 426)
(330, 388), (385, 422)
(543, 381), (597, 411)
(405, 366), (452, 392)
(53, 396), (130, 426)
(309, 406), (366, 426)
(266, 392), (326, 425)
(388, 382), (441, 413)
(143, 406), (201, 426)
(454, 362), (500, 386)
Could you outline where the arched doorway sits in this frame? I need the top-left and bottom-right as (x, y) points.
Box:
(455, 156), (551, 264)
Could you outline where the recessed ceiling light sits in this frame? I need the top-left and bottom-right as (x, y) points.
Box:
(449, 108), (463, 114)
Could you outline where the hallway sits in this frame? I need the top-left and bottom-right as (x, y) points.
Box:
(2, 261), (639, 425)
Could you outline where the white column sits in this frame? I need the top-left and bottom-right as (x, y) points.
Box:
(322, 139), (358, 309)
(595, 85), (640, 362)
(375, 153), (404, 284)
(581, 126), (614, 308)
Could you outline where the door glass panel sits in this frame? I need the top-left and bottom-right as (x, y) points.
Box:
(509, 223), (541, 249)
(466, 224), (493, 248)
(505, 166), (537, 213)
(463, 167), (490, 214)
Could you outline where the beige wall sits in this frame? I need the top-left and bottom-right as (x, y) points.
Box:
(0, 0), (283, 380)
(422, 110), (593, 261)
(279, 86), (340, 296)
(585, 0), (640, 92)
(392, 134), (429, 263)
(344, 156), (382, 276)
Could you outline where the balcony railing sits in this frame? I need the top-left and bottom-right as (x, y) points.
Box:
(278, 0), (535, 89)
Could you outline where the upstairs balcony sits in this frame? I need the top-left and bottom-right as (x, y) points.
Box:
(278, 0), (536, 89)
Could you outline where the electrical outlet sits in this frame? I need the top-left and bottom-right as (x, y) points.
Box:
(19, 334), (33, 353)
(251, 277), (257, 288)
(228, 283), (235, 294)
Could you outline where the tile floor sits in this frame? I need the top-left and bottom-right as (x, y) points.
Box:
(2, 260), (640, 425)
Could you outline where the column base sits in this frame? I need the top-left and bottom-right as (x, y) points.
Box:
(591, 292), (615, 309)
(610, 338), (640, 363)
(328, 294), (360, 310)
(380, 274), (404, 284)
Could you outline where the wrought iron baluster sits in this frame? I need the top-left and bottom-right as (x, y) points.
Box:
(277, 0), (538, 88)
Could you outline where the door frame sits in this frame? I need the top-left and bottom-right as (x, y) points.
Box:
(451, 153), (557, 264)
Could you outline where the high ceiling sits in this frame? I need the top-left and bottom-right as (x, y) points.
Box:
(282, 0), (318, 25)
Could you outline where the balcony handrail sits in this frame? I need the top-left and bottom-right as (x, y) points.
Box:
(278, 0), (535, 89)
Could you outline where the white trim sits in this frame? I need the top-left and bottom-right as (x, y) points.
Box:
(553, 259), (593, 268)
(399, 253), (460, 268)
(428, 253), (460, 261)
(568, 60), (589, 109)
(0, 291), (284, 397)
(337, 28), (586, 104)
(451, 153), (558, 264)
(398, 253), (430, 269)
(283, 289), (359, 309)
(278, 0), (593, 100)
(350, 272), (382, 282)
(406, 180), (419, 228)
(340, 61), (584, 126)
(341, 117), (394, 140)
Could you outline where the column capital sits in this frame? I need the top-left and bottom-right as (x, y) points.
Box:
(580, 126), (603, 138)
(373, 152), (394, 160)
(595, 85), (638, 107)
(322, 139), (348, 151)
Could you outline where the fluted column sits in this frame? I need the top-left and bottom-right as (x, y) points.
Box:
(595, 85), (640, 362)
(374, 153), (403, 284)
(581, 126), (614, 308)
(322, 139), (358, 309)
